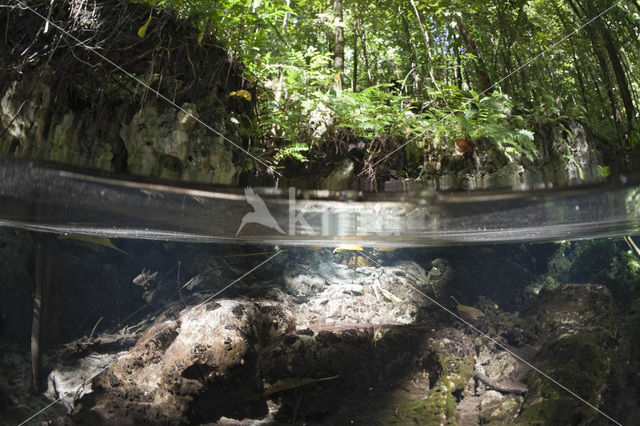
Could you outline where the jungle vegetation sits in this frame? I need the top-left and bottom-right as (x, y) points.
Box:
(134, 0), (640, 180)
(0, 0), (606, 184)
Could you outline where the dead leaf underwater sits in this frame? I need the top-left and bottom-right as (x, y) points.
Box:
(263, 375), (339, 396)
(347, 255), (371, 268)
(451, 296), (485, 320)
(57, 235), (127, 255)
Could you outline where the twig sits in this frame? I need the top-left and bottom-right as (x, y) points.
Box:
(89, 316), (103, 340)
(177, 260), (186, 307)
(475, 366), (527, 396)
(623, 236), (640, 259)
(0, 100), (26, 141)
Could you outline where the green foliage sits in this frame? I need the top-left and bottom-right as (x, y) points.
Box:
(272, 142), (310, 166)
(333, 85), (424, 139)
(412, 89), (537, 164)
(457, 92), (536, 162)
(597, 165), (611, 178)
(138, 0), (640, 179)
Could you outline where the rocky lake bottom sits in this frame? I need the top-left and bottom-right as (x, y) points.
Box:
(1, 234), (639, 425)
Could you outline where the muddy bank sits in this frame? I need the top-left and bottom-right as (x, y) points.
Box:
(1, 0), (257, 185)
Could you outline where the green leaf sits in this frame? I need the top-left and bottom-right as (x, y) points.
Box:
(137, 13), (152, 38)
(264, 375), (339, 396)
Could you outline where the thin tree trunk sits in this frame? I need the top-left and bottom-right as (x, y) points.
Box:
(333, 0), (344, 95)
(572, 52), (589, 109)
(273, 0), (290, 103)
(352, 24), (358, 91)
(401, 14), (420, 95)
(355, 16), (373, 86)
(454, 42), (463, 89)
(600, 28), (635, 128)
(566, 0), (632, 132)
(594, 44), (624, 136)
(552, 1), (589, 112)
(455, 12), (492, 94)
(619, 46), (640, 106)
(409, 0), (436, 87)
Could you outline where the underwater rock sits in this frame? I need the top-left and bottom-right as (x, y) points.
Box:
(49, 256), (442, 423)
(34, 246), (625, 425)
(66, 300), (278, 423)
(45, 353), (120, 413)
(518, 283), (619, 424)
(424, 258), (452, 298)
(474, 351), (527, 396)
(477, 390), (523, 423)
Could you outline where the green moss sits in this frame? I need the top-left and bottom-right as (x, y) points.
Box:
(518, 331), (610, 424)
(384, 341), (474, 425)
(547, 246), (571, 282)
(494, 312), (537, 346)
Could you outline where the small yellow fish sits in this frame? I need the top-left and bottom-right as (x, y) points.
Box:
(376, 247), (396, 252)
(333, 244), (363, 254)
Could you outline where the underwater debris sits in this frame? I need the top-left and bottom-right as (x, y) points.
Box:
(347, 255), (371, 268)
(132, 268), (158, 287)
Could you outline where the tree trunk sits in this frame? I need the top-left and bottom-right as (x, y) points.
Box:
(572, 52), (589, 109)
(355, 16), (373, 86)
(454, 42), (463, 89)
(566, 0), (634, 132)
(600, 28), (635, 128)
(352, 24), (358, 91)
(409, 0), (436, 88)
(401, 15), (420, 95)
(333, 0), (344, 95)
(594, 44), (624, 136)
(455, 12), (492, 94)
(273, 0), (290, 103)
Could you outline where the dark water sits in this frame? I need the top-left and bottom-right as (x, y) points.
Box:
(1, 159), (639, 425)
(0, 233), (638, 425)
